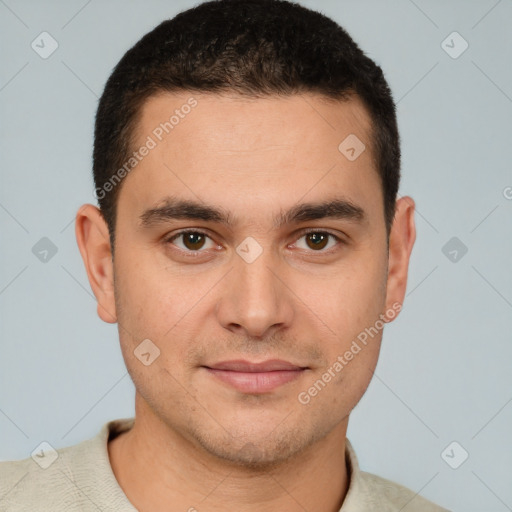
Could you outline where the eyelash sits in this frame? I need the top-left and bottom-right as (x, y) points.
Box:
(164, 229), (345, 256)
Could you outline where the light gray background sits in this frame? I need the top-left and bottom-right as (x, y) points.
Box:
(1, 1), (511, 511)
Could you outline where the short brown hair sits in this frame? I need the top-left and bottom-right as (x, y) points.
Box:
(93, 0), (400, 248)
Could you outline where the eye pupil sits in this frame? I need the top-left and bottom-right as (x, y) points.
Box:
(184, 232), (205, 250)
(306, 233), (329, 250)
(175, 231), (334, 253)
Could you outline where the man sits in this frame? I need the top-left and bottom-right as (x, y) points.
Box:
(0, 0), (450, 510)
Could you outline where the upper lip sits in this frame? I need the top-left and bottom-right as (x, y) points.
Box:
(205, 359), (306, 372)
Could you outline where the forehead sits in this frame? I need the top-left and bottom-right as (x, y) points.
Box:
(135, 90), (373, 156)
(119, 91), (382, 226)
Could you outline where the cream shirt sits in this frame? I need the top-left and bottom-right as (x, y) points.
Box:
(0, 417), (449, 511)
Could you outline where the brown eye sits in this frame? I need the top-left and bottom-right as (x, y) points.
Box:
(294, 231), (341, 252)
(182, 232), (206, 250)
(168, 231), (215, 252)
(305, 232), (329, 250)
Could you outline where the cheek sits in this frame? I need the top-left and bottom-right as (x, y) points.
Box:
(299, 253), (387, 332)
(296, 255), (387, 400)
(113, 261), (195, 400)
(114, 251), (177, 328)
(113, 251), (215, 369)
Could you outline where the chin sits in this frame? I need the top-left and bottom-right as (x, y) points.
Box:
(188, 420), (324, 471)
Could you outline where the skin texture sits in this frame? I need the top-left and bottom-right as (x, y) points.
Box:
(75, 92), (416, 512)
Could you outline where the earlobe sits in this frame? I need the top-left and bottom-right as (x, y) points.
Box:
(384, 196), (416, 320)
(75, 204), (117, 324)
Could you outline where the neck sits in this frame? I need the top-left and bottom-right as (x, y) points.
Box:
(108, 398), (349, 512)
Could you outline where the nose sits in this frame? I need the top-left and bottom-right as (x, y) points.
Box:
(215, 246), (294, 339)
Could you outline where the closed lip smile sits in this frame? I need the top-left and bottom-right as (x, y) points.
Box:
(202, 359), (308, 393)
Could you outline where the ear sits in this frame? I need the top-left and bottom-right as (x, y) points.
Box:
(384, 196), (416, 321)
(75, 204), (117, 323)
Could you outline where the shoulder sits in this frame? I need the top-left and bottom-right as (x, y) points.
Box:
(0, 439), (93, 512)
(343, 439), (450, 512)
(357, 471), (450, 512)
(0, 418), (135, 512)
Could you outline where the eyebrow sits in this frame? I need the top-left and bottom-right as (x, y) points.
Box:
(139, 196), (366, 229)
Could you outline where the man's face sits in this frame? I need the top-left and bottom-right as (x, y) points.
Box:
(103, 92), (396, 467)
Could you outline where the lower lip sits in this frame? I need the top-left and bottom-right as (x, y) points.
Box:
(205, 368), (305, 393)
